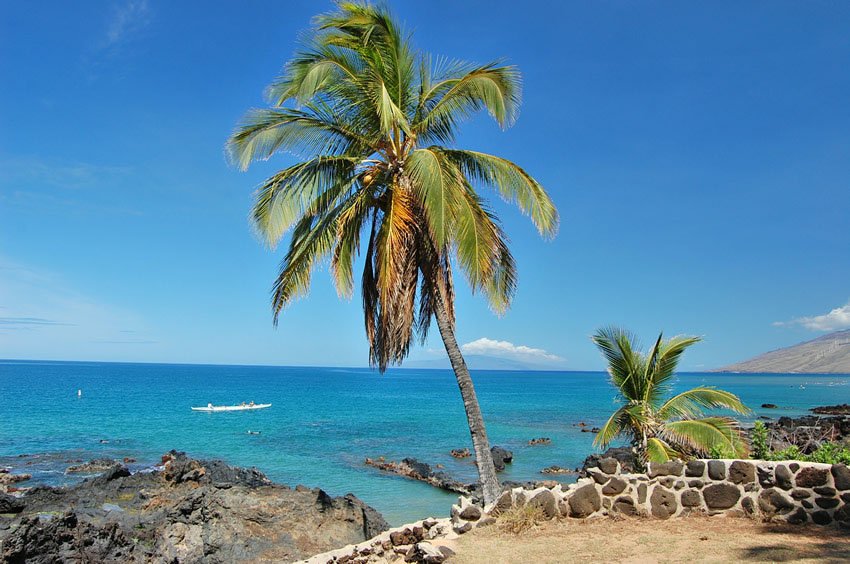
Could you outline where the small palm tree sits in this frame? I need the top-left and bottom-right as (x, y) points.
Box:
(592, 327), (750, 468)
(226, 3), (557, 504)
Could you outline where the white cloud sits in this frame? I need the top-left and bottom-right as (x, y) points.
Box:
(461, 337), (564, 363)
(104, 0), (151, 48)
(774, 301), (850, 332)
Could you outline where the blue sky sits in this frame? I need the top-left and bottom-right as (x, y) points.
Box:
(1, 1), (848, 370)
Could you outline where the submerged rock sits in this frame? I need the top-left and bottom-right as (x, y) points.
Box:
(0, 452), (387, 563)
(811, 404), (850, 415)
(365, 457), (474, 495)
(65, 458), (120, 474)
(490, 446), (513, 472)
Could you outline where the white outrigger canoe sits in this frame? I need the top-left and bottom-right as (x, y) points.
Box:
(191, 403), (271, 412)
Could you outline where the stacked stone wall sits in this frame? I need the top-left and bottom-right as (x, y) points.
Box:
(452, 459), (850, 531)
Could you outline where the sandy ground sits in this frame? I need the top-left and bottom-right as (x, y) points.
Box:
(449, 516), (850, 563)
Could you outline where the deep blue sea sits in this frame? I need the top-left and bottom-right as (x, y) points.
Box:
(1, 360), (847, 525)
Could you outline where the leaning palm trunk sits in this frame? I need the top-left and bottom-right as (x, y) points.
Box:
(432, 291), (500, 504)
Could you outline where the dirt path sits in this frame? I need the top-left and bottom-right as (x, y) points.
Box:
(451, 517), (850, 563)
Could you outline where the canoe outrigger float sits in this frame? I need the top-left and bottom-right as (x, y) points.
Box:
(191, 403), (271, 412)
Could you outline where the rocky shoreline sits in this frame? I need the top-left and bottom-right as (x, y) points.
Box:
(0, 451), (387, 563)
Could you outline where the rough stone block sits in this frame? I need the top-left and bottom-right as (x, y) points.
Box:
(638, 483), (647, 504)
(796, 467), (829, 488)
(703, 483), (741, 510)
(791, 489), (811, 500)
(688, 480), (704, 489)
(729, 461), (756, 484)
(587, 468), (610, 485)
(650, 487), (677, 519)
(648, 461), (684, 478)
(459, 505), (481, 521)
(568, 484), (601, 518)
(612, 496), (637, 516)
(815, 497), (839, 509)
(488, 490), (513, 516)
(758, 488), (795, 514)
(832, 465), (850, 491)
(812, 511), (832, 526)
(742, 496), (755, 515)
(527, 489), (558, 520)
(757, 465), (776, 488)
(814, 486), (837, 497)
(681, 490), (701, 507)
(707, 460), (726, 481)
(685, 460), (705, 478)
(602, 477), (627, 496)
(598, 458), (620, 475)
(775, 465), (793, 490)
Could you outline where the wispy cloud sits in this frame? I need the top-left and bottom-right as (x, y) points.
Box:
(774, 301), (850, 332)
(0, 256), (152, 358)
(461, 337), (564, 363)
(0, 317), (74, 328)
(0, 156), (131, 189)
(104, 0), (151, 49)
(92, 339), (157, 345)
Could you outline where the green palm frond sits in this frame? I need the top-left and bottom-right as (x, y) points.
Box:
(251, 156), (360, 247)
(271, 191), (362, 322)
(662, 417), (748, 458)
(227, 107), (369, 170)
(658, 387), (751, 420)
(594, 405), (630, 450)
(405, 148), (464, 247)
(646, 335), (701, 405)
(591, 327), (643, 402)
(646, 437), (679, 463)
(439, 149), (558, 238)
(414, 63), (521, 141)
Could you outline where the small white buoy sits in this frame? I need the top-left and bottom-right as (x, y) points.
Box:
(77, 389), (82, 397)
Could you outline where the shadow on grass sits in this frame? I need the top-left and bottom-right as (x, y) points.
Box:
(736, 522), (850, 562)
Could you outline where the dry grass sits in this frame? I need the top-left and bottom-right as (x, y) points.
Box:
(495, 504), (547, 535)
(453, 516), (850, 563)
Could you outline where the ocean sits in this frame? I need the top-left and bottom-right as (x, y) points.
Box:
(0, 360), (847, 525)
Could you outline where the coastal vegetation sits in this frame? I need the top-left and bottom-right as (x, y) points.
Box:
(226, 2), (557, 504)
(592, 327), (750, 468)
(750, 421), (850, 464)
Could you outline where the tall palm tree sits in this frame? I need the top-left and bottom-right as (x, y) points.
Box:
(226, 2), (557, 504)
(592, 327), (750, 469)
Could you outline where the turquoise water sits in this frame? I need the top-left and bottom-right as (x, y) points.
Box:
(0, 360), (847, 525)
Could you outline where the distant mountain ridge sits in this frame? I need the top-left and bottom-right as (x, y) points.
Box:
(717, 329), (850, 374)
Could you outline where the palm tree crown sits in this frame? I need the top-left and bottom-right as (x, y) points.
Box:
(592, 327), (750, 467)
(227, 2), (557, 371)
